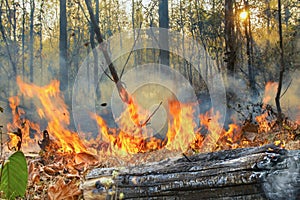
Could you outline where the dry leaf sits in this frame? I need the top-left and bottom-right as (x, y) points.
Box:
(75, 152), (98, 165)
(48, 177), (82, 200)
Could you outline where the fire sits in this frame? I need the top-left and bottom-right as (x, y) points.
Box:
(7, 96), (41, 151)
(198, 110), (223, 152)
(263, 82), (278, 105)
(14, 76), (87, 153)
(92, 99), (198, 154)
(5, 77), (293, 160)
(165, 100), (196, 152)
(256, 111), (272, 133)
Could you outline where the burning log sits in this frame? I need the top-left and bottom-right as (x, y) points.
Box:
(81, 144), (299, 200)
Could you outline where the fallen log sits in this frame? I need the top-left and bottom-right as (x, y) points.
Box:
(81, 144), (300, 200)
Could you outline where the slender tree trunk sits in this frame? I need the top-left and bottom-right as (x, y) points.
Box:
(84, 0), (131, 104)
(93, 0), (100, 99)
(179, 0), (186, 77)
(29, 0), (35, 83)
(244, 0), (256, 95)
(22, 0), (25, 80)
(159, 0), (169, 66)
(264, 0), (271, 82)
(39, 0), (44, 84)
(275, 0), (285, 123)
(132, 0), (136, 66)
(12, 1), (17, 76)
(224, 0), (236, 76)
(59, 0), (68, 99)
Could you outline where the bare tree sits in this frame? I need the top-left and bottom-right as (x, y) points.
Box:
(275, 0), (285, 123)
(38, 0), (44, 83)
(29, 0), (35, 82)
(243, 0), (256, 95)
(159, 0), (169, 66)
(89, 0), (99, 95)
(59, 0), (68, 98)
(21, 0), (26, 80)
(224, 0), (236, 76)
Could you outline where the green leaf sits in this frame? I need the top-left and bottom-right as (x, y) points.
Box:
(0, 151), (28, 199)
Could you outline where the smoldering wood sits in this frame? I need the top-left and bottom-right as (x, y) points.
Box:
(81, 144), (300, 200)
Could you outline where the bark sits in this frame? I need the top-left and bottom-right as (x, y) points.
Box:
(159, 0), (169, 66)
(29, 0), (35, 83)
(81, 145), (300, 200)
(88, 0), (101, 99)
(59, 0), (68, 93)
(275, 0), (285, 123)
(244, 0), (256, 96)
(39, 0), (44, 83)
(224, 0), (236, 75)
(22, 0), (25, 80)
(132, 0), (136, 66)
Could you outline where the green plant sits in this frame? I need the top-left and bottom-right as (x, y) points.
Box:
(0, 151), (28, 199)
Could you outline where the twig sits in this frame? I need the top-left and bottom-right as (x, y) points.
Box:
(280, 79), (292, 98)
(140, 101), (163, 127)
(74, 0), (90, 24)
(182, 153), (192, 162)
(0, 125), (3, 159)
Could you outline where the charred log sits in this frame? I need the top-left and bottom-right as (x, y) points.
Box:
(81, 144), (299, 200)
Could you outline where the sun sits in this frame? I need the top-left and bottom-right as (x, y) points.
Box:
(240, 10), (248, 21)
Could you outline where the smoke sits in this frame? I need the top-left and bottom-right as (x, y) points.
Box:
(262, 70), (300, 122)
(279, 70), (300, 122)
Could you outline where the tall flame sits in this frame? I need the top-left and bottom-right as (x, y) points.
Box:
(16, 76), (86, 153)
(7, 96), (41, 151)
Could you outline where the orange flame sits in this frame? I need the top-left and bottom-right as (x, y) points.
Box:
(7, 96), (41, 151)
(5, 77), (291, 159)
(15, 76), (87, 153)
(263, 82), (278, 105)
(165, 100), (196, 152)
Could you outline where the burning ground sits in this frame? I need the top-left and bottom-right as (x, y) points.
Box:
(0, 77), (299, 199)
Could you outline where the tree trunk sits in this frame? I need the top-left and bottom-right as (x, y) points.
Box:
(244, 0), (256, 96)
(21, 0), (26, 80)
(84, 0), (132, 105)
(224, 0), (236, 76)
(132, 0), (136, 66)
(81, 145), (299, 200)
(29, 0), (35, 83)
(39, 0), (44, 84)
(59, 0), (68, 96)
(275, 0), (285, 123)
(159, 0), (169, 66)
(92, 0), (100, 100)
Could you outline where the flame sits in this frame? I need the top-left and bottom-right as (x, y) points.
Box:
(7, 96), (41, 151)
(165, 100), (196, 152)
(198, 110), (223, 152)
(92, 99), (198, 154)
(263, 82), (278, 105)
(15, 76), (87, 153)
(5, 77), (293, 160)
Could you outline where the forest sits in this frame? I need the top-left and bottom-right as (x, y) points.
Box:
(0, 0), (299, 199)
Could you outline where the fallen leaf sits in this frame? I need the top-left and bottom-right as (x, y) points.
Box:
(48, 177), (82, 200)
